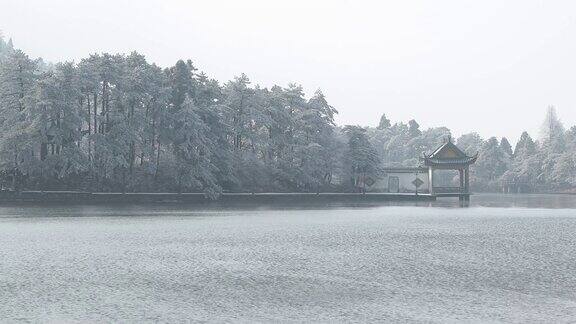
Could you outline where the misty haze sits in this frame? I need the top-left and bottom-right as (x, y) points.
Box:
(0, 1), (575, 323)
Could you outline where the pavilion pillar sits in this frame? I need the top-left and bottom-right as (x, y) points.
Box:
(464, 166), (470, 193)
(459, 169), (464, 193)
(428, 167), (434, 195)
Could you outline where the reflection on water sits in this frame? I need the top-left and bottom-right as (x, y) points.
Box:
(386, 193), (576, 209)
(0, 193), (575, 212)
(469, 193), (576, 209)
(0, 194), (575, 322)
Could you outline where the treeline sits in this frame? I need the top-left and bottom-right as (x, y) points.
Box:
(462, 107), (576, 193)
(0, 37), (347, 196)
(372, 107), (576, 193)
(0, 36), (574, 195)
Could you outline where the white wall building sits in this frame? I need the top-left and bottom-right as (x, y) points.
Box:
(368, 167), (430, 193)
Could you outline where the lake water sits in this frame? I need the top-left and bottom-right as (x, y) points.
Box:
(1, 194), (575, 323)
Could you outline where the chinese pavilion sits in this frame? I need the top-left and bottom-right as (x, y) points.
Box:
(422, 137), (478, 200)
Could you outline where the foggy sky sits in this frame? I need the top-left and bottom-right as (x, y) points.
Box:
(2, 0), (576, 144)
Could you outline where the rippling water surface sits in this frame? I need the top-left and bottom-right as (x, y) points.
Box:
(1, 194), (576, 322)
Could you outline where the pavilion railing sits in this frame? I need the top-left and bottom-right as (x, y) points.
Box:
(432, 186), (466, 194)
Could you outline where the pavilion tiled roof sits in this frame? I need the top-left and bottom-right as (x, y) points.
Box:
(421, 138), (478, 167)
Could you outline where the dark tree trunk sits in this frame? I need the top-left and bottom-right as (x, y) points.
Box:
(93, 93), (98, 134)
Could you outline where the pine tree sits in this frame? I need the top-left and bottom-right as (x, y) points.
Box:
(514, 131), (536, 158)
(343, 125), (382, 192)
(475, 137), (509, 183)
(408, 119), (421, 137)
(301, 89), (339, 191)
(170, 96), (220, 197)
(377, 113), (391, 129)
(33, 62), (86, 188)
(456, 133), (483, 156)
(540, 106), (565, 153)
(500, 137), (513, 157)
(0, 50), (38, 189)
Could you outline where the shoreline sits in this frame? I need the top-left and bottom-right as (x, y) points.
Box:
(0, 191), (437, 205)
(1, 190), (572, 206)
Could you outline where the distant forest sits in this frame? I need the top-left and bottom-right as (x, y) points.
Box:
(0, 36), (574, 195)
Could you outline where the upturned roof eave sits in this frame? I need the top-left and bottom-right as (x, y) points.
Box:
(421, 154), (478, 167)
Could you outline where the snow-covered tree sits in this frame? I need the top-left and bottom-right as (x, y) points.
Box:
(169, 96), (220, 197)
(343, 125), (382, 192)
(540, 106), (565, 153)
(475, 137), (510, 183)
(33, 62), (85, 186)
(500, 137), (513, 157)
(457, 133), (483, 156)
(0, 50), (38, 189)
(514, 131), (536, 158)
(377, 113), (391, 130)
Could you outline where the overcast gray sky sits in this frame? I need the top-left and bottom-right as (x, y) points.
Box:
(2, 0), (576, 143)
